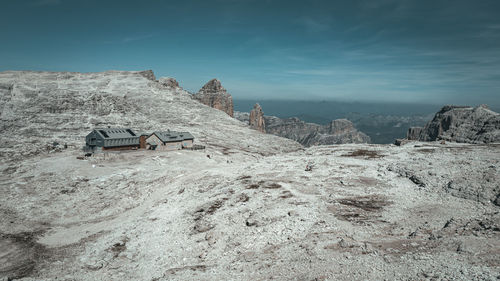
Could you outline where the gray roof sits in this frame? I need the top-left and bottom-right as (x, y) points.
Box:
(179, 132), (194, 140)
(153, 131), (194, 143)
(95, 128), (138, 139)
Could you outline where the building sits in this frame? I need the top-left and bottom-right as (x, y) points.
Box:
(179, 132), (194, 148)
(85, 128), (140, 151)
(146, 130), (195, 151)
(139, 132), (149, 149)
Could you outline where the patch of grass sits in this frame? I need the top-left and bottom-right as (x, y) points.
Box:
(337, 195), (390, 211)
(342, 149), (384, 159)
(416, 148), (435, 153)
(264, 183), (282, 189)
(329, 195), (392, 225)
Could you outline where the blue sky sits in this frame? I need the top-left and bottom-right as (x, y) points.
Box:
(1, 0), (499, 106)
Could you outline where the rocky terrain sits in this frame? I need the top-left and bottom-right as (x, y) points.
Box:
(193, 79), (234, 117)
(236, 111), (371, 146)
(0, 71), (295, 161)
(158, 77), (180, 89)
(0, 70), (499, 281)
(233, 99), (436, 143)
(407, 105), (500, 143)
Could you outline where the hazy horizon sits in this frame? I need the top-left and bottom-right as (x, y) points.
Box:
(234, 98), (500, 115)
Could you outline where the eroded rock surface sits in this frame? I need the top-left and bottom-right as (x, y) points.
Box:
(158, 77), (180, 89)
(1, 141), (499, 280)
(407, 105), (500, 143)
(235, 112), (370, 146)
(193, 79), (234, 117)
(264, 116), (370, 146)
(249, 103), (266, 133)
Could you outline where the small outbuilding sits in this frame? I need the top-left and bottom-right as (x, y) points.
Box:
(139, 132), (149, 149)
(146, 130), (195, 151)
(85, 128), (140, 151)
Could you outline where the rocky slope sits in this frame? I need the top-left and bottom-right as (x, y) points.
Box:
(236, 112), (370, 146)
(0, 71), (298, 161)
(407, 105), (500, 143)
(193, 79), (234, 117)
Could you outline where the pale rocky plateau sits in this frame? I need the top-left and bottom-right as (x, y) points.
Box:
(0, 70), (499, 280)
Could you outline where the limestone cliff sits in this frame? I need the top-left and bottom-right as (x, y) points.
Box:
(266, 117), (371, 147)
(249, 103), (266, 133)
(193, 79), (234, 117)
(235, 112), (370, 146)
(407, 105), (500, 143)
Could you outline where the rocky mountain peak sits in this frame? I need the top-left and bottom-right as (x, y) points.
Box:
(406, 104), (500, 143)
(249, 103), (266, 133)
(158, 77), (180, 89)
(234, 112), (371, 146)
(193, 78), (234, 117)
(201, 78), (224, 92)
(137, 70), (156, 81)
(253, 103), (263, 112)
(326, 119), (355, 134)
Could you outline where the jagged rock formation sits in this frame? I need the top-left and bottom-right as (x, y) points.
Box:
(406, 127), (423, 140)
(158, 77), (180, 89)
(235, 112), (370, 146)
(137, 70), (156, 81)
(407, 105), (500, 143)
(298, 119), (371, 146)
(193, 79), (234, 117)
(249, 103), (266, 133)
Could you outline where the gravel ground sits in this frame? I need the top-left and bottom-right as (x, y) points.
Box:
(1, 142), (499, 281)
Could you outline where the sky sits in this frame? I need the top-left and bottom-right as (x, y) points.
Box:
(1, 0), (499, 106)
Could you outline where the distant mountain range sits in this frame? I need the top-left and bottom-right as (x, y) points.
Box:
(235, 111), (370, 146)
(234, 100), (436, 144)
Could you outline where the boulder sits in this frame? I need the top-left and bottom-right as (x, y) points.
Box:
(394, 138), (412, 146)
